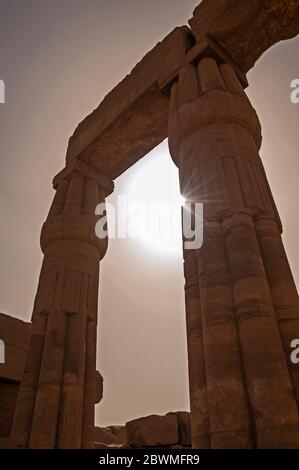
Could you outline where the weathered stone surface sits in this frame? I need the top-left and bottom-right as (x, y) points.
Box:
(94, 442), (127, 449)
(5, 0), (299, 451)
(189, 0), (299, 72)
(0, 437), (9, 449)
(170, 445), (191, 449)
(183, 252), (210, 449)
(9, 169), (113, 449)
(0, 313), (31, 382)
(175, 412), (191, 447)
(168, 56), (299, 448)
(63, 0), (299, 183)
(0, 314), (31, 448)
(0, 381), (20, 440)
(94, 412), (191, 449)
(95, 426), (126, 446)
(66, 27), (193, 177)
(0, 309), (105, 449)
(126, 413), (179, 448)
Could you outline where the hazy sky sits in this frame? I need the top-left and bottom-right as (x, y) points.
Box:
(0, 0), (298, 427)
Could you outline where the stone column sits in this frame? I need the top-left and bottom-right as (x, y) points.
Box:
(9, 162), (113, 449)
(183, 249), (210, 448)
(169, 58), (299, 448)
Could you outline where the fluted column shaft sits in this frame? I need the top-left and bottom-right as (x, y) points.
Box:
(183, 249), (210, 448)
(9, 164), (113, 449)
(169, 58), (299, 448)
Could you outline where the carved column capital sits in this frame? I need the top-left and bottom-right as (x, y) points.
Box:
(52, 159), (114, 196)
(40, 161), (114, 258)
(168, 58), (262, 166)
(168, 57), (280, 225)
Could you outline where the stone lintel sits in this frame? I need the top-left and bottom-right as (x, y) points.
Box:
(65, 26), (194, 178)
(189, 0), (299, 72)
(64, 1), (299, 180)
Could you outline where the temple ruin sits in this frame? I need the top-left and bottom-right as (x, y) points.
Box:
(1, 0), (299, 449)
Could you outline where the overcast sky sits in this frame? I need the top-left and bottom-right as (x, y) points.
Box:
(0, 0), (298, 427)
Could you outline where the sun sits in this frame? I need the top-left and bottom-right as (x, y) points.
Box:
(180, 195), (186, 206)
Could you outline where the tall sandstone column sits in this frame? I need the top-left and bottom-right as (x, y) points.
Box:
(9, 163), (113, 448)
(168, 58), (299, 448)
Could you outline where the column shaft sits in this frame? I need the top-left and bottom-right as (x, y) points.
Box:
(10, 167), (113, 448)
(183, 249), (210, 448)
(168, 58), (299, 448)
(256, 218), (299, 407)
(196, 220), (252, 448)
